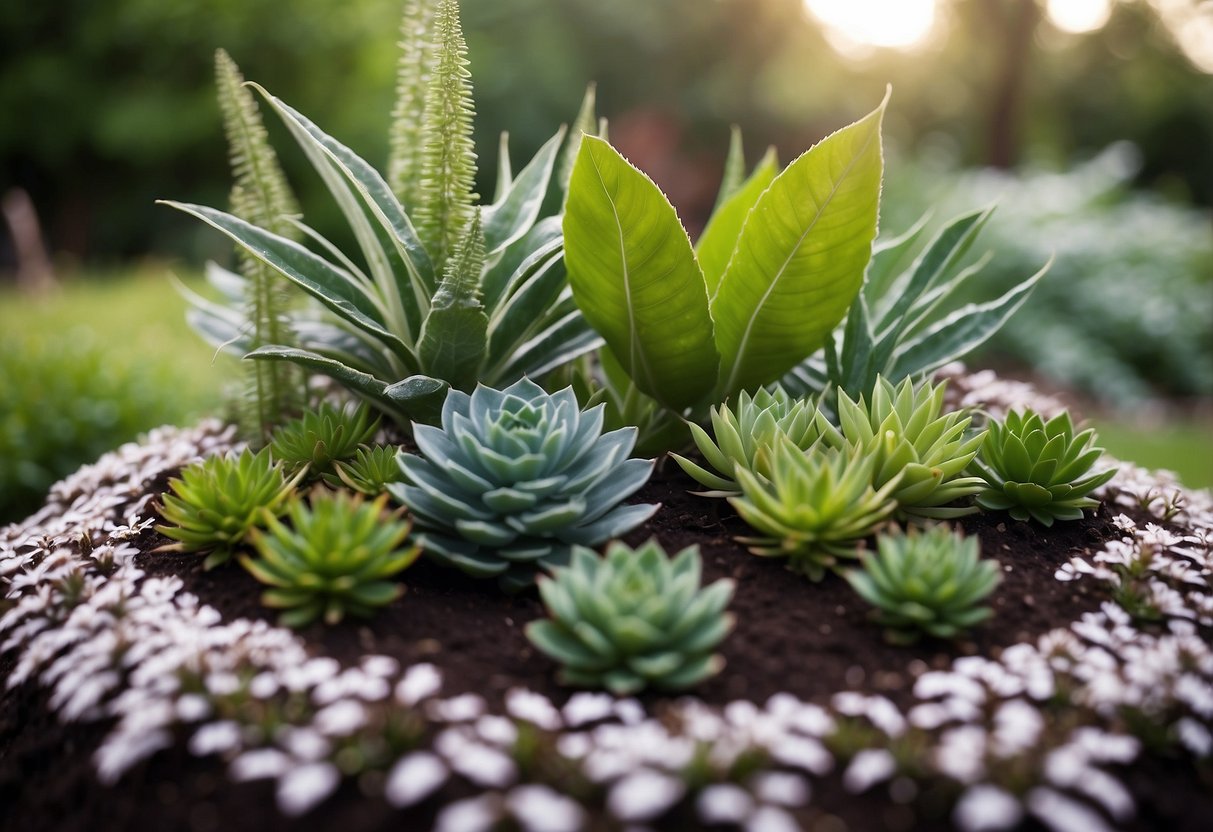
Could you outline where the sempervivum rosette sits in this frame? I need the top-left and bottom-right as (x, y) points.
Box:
(389, 379), (657, 590)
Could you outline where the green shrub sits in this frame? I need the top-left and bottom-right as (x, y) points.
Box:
(243, 492), (420, 627)
(846, 525), (1001, 645)
(156, 448), (301, 568)
(815, 376), (986, 519)
(527, 540), (734, 695)
(730, 437), (900, 581)
(970, 409), (1117, 526)
(671, 386), (820, 496)
(0, 331), (195, 523)
(389, 378), (656, 591)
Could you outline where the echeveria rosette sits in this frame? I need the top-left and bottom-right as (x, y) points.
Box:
(970, 408), (1117, 526)
(730, 437), (901, 581)
(527, 540), (735, 695)
(817, 376), (987, 520)
(389, 379), (657, 590)
(671, 386), (821, 497)
(242, 492), (420, 628)
(156, 447), (302, 570)
(846, 526), (1001, 645)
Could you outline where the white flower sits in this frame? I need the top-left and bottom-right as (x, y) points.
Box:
(276, 762), (340, 816)
(953, 784), (1023, 832)
(843, 748), (896, 793)
(506, 688), (562, 730)
(385, 751), (449, 808)
(435, 794), (502, 832)
(189, 721), (242, 756)
(607, 770), (686, 822)
(750, 771), (810, 807)
(427, 693), (487, 722)
(1027, 787), (1114, 832)
(506, 784), (587, 832)
(696, 784), (753, 824)
(563, 692), (615, 727)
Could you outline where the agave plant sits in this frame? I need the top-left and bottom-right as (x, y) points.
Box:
(167, 0), (602, 428)
(731, 437), (901, 581)
(324, 445), (404, 495)
(388, 378), (657, 590)
(670, 386), (820, 496)
(156, 448), (301, 569)
(527, 540), (734, 695)
(846, 526), (1001, 644)
(970, 409), (1117, 526)
(242, 492), (420, 627)
(269, 403), (380, 479)
(815, 376), (987, 519)
(783, 207), (1048, 406)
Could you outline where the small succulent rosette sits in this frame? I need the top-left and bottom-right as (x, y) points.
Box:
(390, 379), (657, 590)
(527, 540), (735, 694)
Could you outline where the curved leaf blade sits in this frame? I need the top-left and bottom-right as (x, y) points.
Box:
(483, 126), (566, 255)
(563, 136), (719, 410)
(696, 145), (779, 295)
(711, 93), (886, 397)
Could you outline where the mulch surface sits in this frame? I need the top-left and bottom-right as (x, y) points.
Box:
(4, 459), (1208, 831)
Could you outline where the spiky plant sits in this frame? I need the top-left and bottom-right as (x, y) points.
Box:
(324, 445), (404, 495)
(815, 376), (986, 519)
(527, 541), (734, 695)
(270, 403), (380, 479)
(970, 409), (1117, 526)
(388, 378), (657, 591)
(156, 448), (301, 569)
(214, 49), (305, 447)
(846, 526), (1001, 644)
(242, 492), (420, 628)
(671, 386), (820, 496)
(730, 438), (901, 581)
(170, 2), (601, 427)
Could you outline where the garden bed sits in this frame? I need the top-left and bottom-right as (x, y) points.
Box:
(2, 372), (1211, 832)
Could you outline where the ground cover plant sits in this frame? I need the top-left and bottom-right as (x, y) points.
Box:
(2, 2), (1210, 831)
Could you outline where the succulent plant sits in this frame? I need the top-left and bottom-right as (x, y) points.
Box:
(527, 540), (734, 695)
(270, 403), (380, 479)
(846, 525), (1001, 644)
(323, 445), (404, 495)
(156, 448), (301, 569)
(242, 492), (420, 628)
(389, 378), (657, 590)
(816, 376), (987, 519)
(730, 437), (901, 581)
(970, 408), (1117, 526)
(671, 386), (820, 496)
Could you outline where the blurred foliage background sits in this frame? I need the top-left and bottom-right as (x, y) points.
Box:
(1, 0), (1210, 518)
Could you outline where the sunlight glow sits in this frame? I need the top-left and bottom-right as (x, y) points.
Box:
(804, 0), (937, 52)
(1046, 0), (1114, 34)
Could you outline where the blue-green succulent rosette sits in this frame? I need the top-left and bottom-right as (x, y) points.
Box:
(389, 379), (658, 591)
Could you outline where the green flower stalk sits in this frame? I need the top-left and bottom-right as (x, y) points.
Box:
(671, 386), (820, 496)
(846, 526), (1001, 644)
(970, 408), (1117, 526)
(389, 379), (657, 590)
(527, 541), (734, 695)
(730, 437), (901, 581)
(270, 403), (380, 479)
(243, 492), (420, 628)
(156, 448), (301, 569)
(817, 376), (986, 519)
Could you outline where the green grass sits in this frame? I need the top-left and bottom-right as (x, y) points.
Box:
(1092, 417), (1213, 491)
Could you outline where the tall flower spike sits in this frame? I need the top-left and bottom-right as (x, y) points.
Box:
(415, 0), (478, 269)
(215, 48), (303, 445)
(388, 0), (438, 211)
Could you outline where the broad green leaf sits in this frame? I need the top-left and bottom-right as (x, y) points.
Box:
(417, 213), (488, 390)
(563, 136), (719, 410)
(255, 86), (435, 328)
(247, 345), (391, 400)
(483, 126), (565, 255)
(161, 201), (416, 368)
(890, 259), (1050, 378)
(712, 92), (887, 396)
(696, 146), (779, 295)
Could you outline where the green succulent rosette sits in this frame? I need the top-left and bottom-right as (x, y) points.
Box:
(970, 408), (1117, 526)
(323, 445), (403, 495)
(527, 540), (734, 695)
(389, 378), (657, 590)
(671, 386), (821, 496)
(269, 403), (380, 479)
(846, 525), (1001, 645)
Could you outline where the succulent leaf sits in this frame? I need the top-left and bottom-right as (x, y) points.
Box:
(527, 540), (734, 694)
(845, 525), (1000, 644)
(971, 408), (1116, 526)
(270, 403), (381, 480)
(389, 378), (657, 589)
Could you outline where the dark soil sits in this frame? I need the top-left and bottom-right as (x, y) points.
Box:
(4, 460), (1209, 832)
